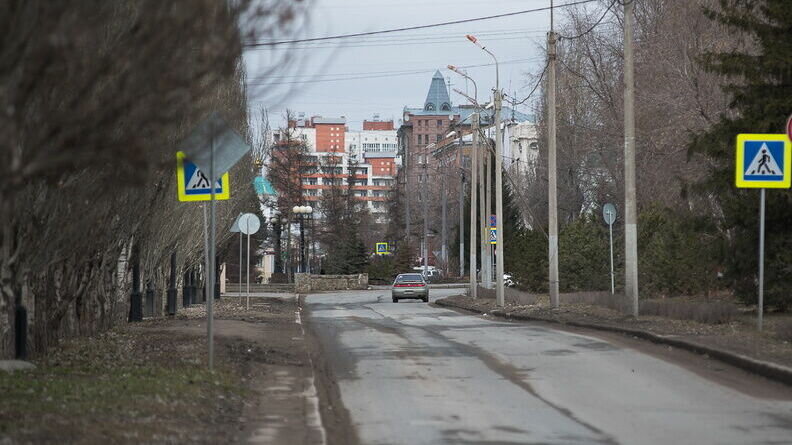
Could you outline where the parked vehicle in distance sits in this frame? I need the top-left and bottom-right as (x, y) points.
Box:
(412, 266), (442, 282)
(392, 273), (429, 303)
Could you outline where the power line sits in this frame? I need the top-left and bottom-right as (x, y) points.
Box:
(247, 58), (542, 85)
(504, 62), (549, 106)
(251, 33), (547, 51)
(244, 0), (598, 47)
(557, 0), (617, 41)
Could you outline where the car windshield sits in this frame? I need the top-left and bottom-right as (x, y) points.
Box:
(395, 274), (423, 282)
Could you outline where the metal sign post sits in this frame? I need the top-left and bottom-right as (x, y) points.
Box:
(735, 133), (791, 331)
(602, 203), (617, 295)
(178, 112), (251, 370)
(238, 213), (261, 310)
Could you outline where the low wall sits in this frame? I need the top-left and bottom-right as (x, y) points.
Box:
(295, 273), (368, 293)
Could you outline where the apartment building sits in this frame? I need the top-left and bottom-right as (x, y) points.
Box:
(272, 114), (399, 218)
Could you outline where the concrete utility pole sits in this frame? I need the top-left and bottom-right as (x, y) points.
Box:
(470, 114), (480, 297)
(481, 137), (492, 289)
(459, 146), (465, 278)
(441, 162), (448, 273)
(479, 125), (488, 290)
(405, 138), (411, 246)
(624, 0), (639, 317)
(423, 143), (430, 277)
(548, 2), (560, 308)
(494, 89), (505, 307)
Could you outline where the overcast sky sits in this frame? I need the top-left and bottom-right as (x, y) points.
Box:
(244, 0), (574, 130)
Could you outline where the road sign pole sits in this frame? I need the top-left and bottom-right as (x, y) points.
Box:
(758, 188), (765, 331)
(609, 220), (615, 295)
(246, 220), (251, 311)
(239, 231), (243, 299)
(207, 130), (216, 371)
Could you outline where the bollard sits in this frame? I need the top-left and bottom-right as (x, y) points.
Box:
(214, 255), (221, 300)
(129, 253), (143, 322)
(145, 282), (155, 317)
(167, 252), (177, 316)
(14, 304), (28, 360)
(182, 270), (191, 307)
(189, 269), (198, 304)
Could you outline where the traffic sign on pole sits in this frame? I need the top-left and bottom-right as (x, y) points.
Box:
(375, 242), (390, 255)
(735, 133), (791, 331)
(602, 203), (617, 295)
(489, 228), (497, 245)
(735, 134), (791, 188)
(176, 151), (230, 202)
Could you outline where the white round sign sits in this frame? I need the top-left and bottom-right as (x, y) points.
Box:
(238, 213), (260, 235)
(602, 203), (617, 225)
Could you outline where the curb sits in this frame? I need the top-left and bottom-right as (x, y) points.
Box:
(436, 298), (792, 388)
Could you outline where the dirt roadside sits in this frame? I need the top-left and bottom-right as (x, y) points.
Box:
(0, 297), (349, 445)
(436, 294), (792, 390)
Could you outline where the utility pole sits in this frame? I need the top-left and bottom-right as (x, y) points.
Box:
(494, 89), (505, 307)
(624, 0), (639, 317)
(441, 161), (448, 273)
(459, 145), (465, 278)
(548, 0), (560, 308)
(404, 137), (411, 245)
(423, 143), (429, 277)
(480, 127), (489, 289)
(469, 114), (479, 297)
(482, 131), (493, 289)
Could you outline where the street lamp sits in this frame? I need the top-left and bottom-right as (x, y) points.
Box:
(447, 65), (478, 105)
(467, 33), (504, 306)
(292, 205), (313, 273)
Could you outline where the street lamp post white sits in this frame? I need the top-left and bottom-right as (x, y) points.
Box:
(467, 34), (504, 306)
(292, 205), (313, 274)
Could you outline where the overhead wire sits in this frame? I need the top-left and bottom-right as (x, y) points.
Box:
(557, 0), (617, 40)
(244, 0), (598, 47)
(247, 57), (543, 85)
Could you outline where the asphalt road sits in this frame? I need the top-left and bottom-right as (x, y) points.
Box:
(304, 289), (792, 445)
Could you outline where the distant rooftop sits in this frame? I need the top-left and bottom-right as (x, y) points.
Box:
(313, 117), (346, 125)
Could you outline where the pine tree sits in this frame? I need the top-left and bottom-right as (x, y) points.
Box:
(689, 0), (792, 310)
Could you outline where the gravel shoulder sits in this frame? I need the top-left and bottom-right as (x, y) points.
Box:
(436, 294), (792, 380)
(0, 297), (326, 444)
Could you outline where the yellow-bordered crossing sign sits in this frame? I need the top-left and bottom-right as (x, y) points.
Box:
(176, 151), (231, 202)
(375, 242), (390, 255)
(735, 134), (791, 189)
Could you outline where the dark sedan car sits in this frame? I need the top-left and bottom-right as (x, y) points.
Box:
(391, 273), (428, 303)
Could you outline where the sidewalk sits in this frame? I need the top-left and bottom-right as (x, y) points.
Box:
(436, 294), (792, 387)
(0, 298), (326, 444)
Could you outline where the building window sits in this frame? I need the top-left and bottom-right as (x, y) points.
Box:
(437, 119), (442, 126)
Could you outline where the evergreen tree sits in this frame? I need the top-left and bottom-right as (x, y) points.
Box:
(689, 0), (792, 310)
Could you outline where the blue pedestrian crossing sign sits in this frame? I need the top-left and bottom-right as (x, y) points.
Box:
(176, 151), (231, 202)
(375, 242), (390, 255)
(735, 134), (791, 189)
(489, 228), (497, 245)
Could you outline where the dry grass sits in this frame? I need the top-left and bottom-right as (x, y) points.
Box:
(472, 286), (538, 305)
(775, 319), (792, 342)
(560, 291), (629, 312)
(640, 299), (738, 324)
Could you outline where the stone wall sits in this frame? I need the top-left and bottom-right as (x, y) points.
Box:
(294, 274), (368, 293)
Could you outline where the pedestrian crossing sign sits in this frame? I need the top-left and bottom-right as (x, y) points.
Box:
(176, 151), (231, 202)
(736, 134), (791, 189)
(489, 228), (497, 245)
(375, 242), (390, 255)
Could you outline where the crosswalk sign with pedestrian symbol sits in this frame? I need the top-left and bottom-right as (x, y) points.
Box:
(736, 134), (791, 188)
(176, 151), (231, 201)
